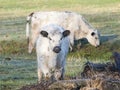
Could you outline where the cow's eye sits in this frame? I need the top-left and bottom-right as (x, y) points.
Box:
(91, 32), (95, 36)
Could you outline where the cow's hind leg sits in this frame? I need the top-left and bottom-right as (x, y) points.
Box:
(28, 41), (34, 53)
(28, 29), (39, 53)
(28, 21), (40, 53)
(69, 34), (74, 52)
(38, 68), (42, 83)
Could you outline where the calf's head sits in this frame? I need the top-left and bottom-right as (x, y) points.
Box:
(40, 30), (70, 53)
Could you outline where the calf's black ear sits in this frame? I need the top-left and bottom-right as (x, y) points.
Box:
(63, 30), (70, 37)
(40, 31), (48, 37)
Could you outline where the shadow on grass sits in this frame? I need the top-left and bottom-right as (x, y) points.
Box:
(74, 34), (118, 48)
(69, 34), (119, 60)
(100, 34), (118, 43)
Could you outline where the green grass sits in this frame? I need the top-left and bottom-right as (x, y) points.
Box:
(0, 56), (109, 90)
(0, 11), (120, 60)
(0, 58), (37, 90)
(0, 0), (120, 18)
(0, 56), (100, 90)
(0, 0), (120, 89)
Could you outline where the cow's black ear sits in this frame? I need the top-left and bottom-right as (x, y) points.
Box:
(91, 32), (95, 36)
(63, 30), (70, 37)
(40, 31), (48, 37)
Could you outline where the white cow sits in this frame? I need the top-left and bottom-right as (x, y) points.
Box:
(36, 24), (70, 82)
(26, 11), (100, 53)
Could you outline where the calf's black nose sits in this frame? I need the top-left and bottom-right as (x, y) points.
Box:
(53, 46), (61, 53)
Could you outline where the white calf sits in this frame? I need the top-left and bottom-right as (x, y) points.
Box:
(26, 11), (100, 53)
(36, 24), (70, 82)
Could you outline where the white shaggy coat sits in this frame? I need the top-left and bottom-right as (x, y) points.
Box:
(36, 24), (70, 82)
(26, 11), (100, 53)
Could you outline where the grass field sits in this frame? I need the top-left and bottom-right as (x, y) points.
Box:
(0, 0), (120, 90)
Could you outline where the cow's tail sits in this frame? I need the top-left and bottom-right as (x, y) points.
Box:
(26, 13), (34, 44)
(26, 16), (31, 44)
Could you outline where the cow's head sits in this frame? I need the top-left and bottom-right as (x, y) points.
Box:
(86, 30), (100, 47)
(79, 16), (100, 47)
(40, 29), (70, 53)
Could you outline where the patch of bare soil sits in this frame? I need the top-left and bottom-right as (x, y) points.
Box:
(20, 52), (120, 90)
(20, 80), (55, 90)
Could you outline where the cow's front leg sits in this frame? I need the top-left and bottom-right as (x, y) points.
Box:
(69, 34), (74, 52)
(60, 67), (65, 80)
(41, 64), (51, 80)
(76, 40), (82, 50)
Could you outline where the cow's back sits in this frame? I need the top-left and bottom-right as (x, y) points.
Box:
(31, 11), (80, 30)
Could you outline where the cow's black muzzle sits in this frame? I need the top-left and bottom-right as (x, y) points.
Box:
(53, 46), (61, 53)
